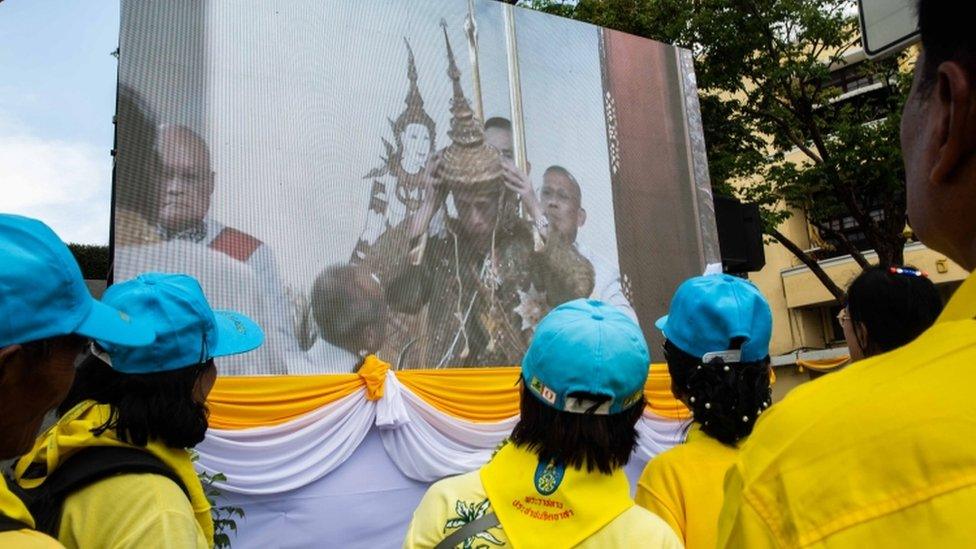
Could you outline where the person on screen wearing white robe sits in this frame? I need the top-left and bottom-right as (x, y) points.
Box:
(153, 125), (298, 360)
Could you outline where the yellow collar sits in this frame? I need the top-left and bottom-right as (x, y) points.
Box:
(0, 477), (34, 529)
(480, 443), (633, 549)
(937, 271), (976, 323)
(13, 401), (214, 546)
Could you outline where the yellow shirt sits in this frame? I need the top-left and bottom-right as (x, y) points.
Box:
(14, 401), (214, 549)
(636, 425), (738, 548)
(405, 468), (683, 548)
(0, 478), (64, 548)
(717, 272), (976, 548)
(57, 473), (209, 549)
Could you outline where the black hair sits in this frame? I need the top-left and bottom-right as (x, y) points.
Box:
(845, 266), (943, 355)
(484, 117), (512, 132)
(58, 352), (212, 449)
(665, 339), (771, 447)
(509, 386), (643, 475)
(916, 1), (976, 95)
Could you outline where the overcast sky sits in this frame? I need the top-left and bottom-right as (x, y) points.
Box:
(0, 0), (119, 245)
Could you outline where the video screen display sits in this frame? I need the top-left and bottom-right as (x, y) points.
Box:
(113, 0), (718, 375)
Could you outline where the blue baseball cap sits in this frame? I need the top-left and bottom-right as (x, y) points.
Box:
(97, 273), (264, 374)
(656, 274), (772, 363)
(521, 299), (649, 415)
(0, 214), (155, 348)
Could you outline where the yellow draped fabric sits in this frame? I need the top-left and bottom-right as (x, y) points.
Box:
(208, 359), (691, 430)
(644, 364), (689, 420)
(397, 367), (523, 421)
(208, 374), (362, 429)
(797, 356), (850, 373)
(359, 355), (390, 401)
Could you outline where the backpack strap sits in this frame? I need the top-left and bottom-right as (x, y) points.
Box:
(0, 475), (33, 533)
(26, 446), (189, 536)
(434, 512), (501, 549)
(0, 513), (31, 533)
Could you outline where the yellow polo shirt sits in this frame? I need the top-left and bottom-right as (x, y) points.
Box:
(57, 473), (209, 549)
(636, 424), (738, 548)
(717, 272), (976, 548)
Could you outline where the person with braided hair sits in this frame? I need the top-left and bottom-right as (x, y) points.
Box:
(635, 274), (773, 548)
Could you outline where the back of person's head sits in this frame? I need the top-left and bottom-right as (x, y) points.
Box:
(0, 215), (155, 459)
(916, 1), (976, 95)
(844, 266), (943, 359)
(512, 299), (649, 475)
(903, 1), (976, 271)
(60, 352), (212, 448)
(311, 264), (388, 355)
(64, 272), (263, 448)
(657, 274), (773, 446)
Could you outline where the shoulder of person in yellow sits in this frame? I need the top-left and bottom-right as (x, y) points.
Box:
(717, 273), (976, 547)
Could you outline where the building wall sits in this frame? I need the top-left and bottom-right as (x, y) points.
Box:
(782, 243), (968, 308)
(745, 207), (811, 355)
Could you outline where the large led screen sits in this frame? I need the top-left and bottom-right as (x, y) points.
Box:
(112, 0), (720, 375)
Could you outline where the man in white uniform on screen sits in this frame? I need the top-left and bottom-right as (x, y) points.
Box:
(484, 119), (635, 320)
(154, 125), (297, 366)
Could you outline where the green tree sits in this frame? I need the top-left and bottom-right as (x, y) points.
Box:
(67, 243), (110, 280)
(523, 0), (911, 299)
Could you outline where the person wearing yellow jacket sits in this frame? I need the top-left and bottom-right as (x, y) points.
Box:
(15, 273), (263, 549)
(636, 274), (773, 549)
(716, 1), (976, 545)
(404, 299), (682, 549)
(0, 215), (155, 549)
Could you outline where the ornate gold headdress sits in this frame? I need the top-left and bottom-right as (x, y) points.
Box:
(391, 38), (437, 154)
(435, 20), (503, 195)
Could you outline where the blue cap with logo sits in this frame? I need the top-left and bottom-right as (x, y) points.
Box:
(97, 273), (264, 374)
(656, 274), (772, 363)
(0, 214), (156, 348)
(521, 299), (649, 415)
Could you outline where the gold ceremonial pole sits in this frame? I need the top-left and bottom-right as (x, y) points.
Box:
(503, 4), (527, 173)
(503, 4), (543, 250)
(465, 0), (485, 122)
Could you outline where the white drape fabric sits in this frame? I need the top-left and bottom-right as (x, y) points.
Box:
(634, 412), (692, 462)
(196, 372), (689, 495)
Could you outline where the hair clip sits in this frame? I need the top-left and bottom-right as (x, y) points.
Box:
(90, 342), (113, 366)
(742, 416), (749, 422)
(703, 350), (742, 364)
(689, 396), (696, 403)
(704, 402), (711, 409)
(889, 266), (928, 278)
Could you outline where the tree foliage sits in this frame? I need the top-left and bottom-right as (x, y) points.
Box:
(523, 0), (912, 299)
(67, 243), (110, 280)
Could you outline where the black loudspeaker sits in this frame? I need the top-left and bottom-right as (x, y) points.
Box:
(714, 195), (766, 273)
